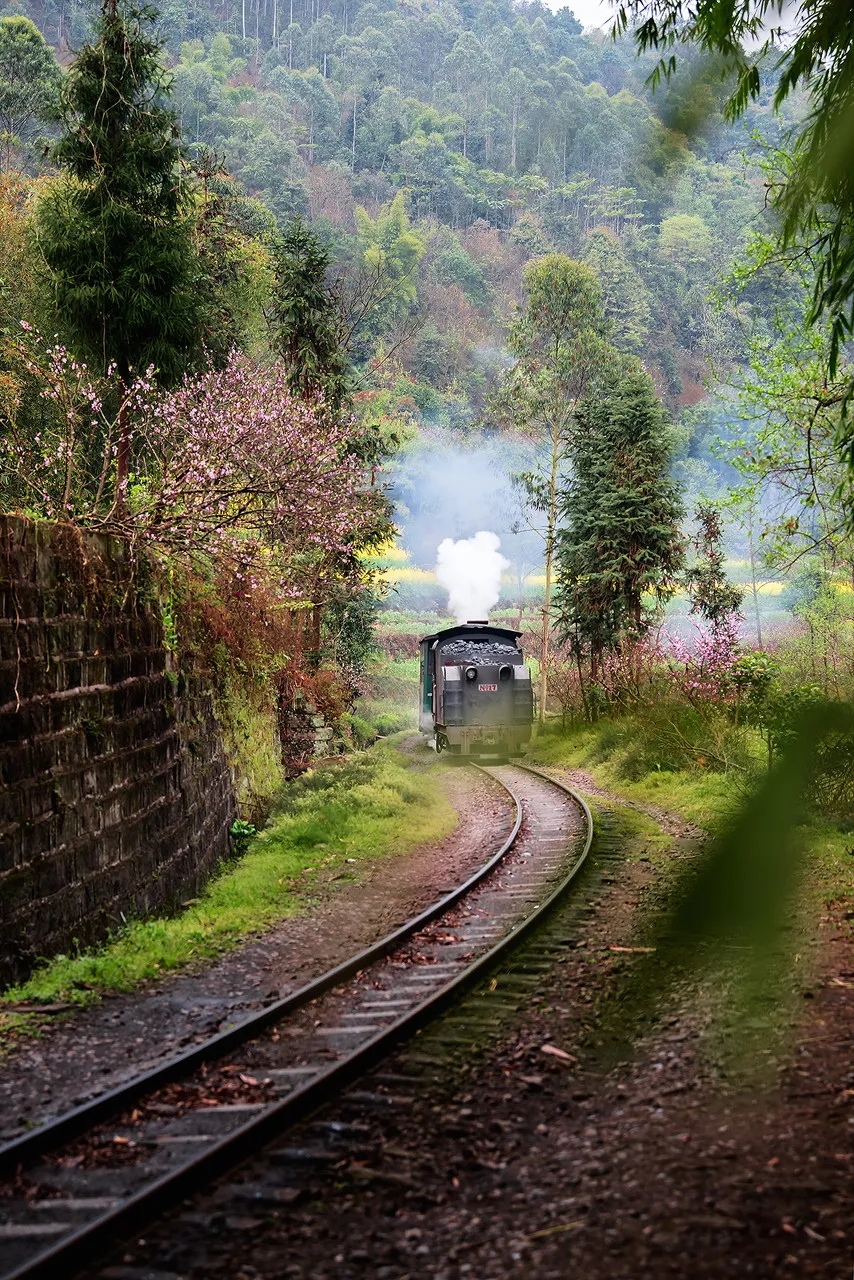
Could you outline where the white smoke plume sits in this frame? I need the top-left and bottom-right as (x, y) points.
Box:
(435, 531), (510, 623)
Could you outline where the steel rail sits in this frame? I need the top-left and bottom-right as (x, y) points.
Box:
(0, 771), (522, 1178)
(2, 764), (593, 1280)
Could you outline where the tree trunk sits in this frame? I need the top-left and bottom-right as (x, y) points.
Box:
(113, 382), (131, 518)
(573, 630), (589, 721)
(748, 520), (763, 647)
(311, 602), (322, 662)
(539, 540), (552, 726)
(538, 415), (560, 727)
(62, 412), (75, 513)
(484, 89), (490, 161)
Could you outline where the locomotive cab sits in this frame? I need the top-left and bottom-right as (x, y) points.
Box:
(419, 622), (533, 757)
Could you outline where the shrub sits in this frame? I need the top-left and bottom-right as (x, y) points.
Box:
(373, 709), (411, 736)
(376, 631), (421, 660)
(345, 714), (376, 748)
(614, 700), (755, 780)
(756, 685), (854, 817)
(229, 819), (257, 854)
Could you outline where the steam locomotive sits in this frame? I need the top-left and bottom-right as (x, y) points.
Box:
(418, 622), (534, 758)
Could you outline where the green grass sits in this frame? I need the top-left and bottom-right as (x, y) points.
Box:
(534, 716), (854, 1080)
(531, 717), (854, 908)
(584, 795), (674, 860)
(531, 719), (740, 834)
(354, 655), (421, 742)
(1, 742), (456, 1022)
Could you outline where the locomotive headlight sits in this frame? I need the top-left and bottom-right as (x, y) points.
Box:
(465, 666), (477, 681)
(498, 664), (513, 681)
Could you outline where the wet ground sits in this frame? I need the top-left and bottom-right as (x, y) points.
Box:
(3, 753), (852, 1279)
(81, 766), (853, 1280)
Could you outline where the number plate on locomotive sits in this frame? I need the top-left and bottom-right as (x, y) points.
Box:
(478, 683), (498, 692)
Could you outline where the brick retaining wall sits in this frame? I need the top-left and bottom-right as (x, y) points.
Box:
(0, 517), (236, 986)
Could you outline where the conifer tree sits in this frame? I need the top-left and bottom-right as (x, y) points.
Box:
(34, 0), (197, 511)
(269, 216), (349, 412)
(556, 364), (684, 675)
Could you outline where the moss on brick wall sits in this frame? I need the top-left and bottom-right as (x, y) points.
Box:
(0, 517), (237, 986)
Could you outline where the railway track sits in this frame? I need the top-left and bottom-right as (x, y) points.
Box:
(0, 762), (593, 1280)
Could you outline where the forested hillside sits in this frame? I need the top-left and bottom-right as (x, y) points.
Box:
(5, 0), (791, 428)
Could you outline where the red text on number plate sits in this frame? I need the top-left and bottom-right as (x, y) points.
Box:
(478, 684), (498, 692)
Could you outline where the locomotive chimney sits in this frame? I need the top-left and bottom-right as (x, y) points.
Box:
(466, 619), (489, 625)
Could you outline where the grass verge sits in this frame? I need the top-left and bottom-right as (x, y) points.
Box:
(0, 741), (455, 1043)
(534, 718), (854, 1079)
(351, 656), (420, 744)
(531, 719), (744, 834)
(531, 717), (853, 918)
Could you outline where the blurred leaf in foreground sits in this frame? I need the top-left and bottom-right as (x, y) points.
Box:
(598, 700), (853, 1069)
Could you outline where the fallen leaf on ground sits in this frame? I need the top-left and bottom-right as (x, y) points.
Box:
(540, 1044), (577, 1062)
(525, 1219), (585, 1241)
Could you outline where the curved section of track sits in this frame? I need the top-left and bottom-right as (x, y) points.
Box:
(0, 763), (592, 1280)
(0, 773), (523, 1172)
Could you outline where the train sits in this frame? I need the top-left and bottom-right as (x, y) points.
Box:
(418, 621), (534, 758)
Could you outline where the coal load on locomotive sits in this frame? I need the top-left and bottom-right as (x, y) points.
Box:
(418, 622), (534, 758)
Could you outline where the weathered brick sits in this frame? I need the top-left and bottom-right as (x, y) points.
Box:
(33, 848), (79, 900)
(0, 741), (32, 784)
(0, 823), (23, 872)
(20, 779), (53, 823)
(0, 785), (21, 828)
(0, 517), (238, 986)
(25, 812), (59, 859)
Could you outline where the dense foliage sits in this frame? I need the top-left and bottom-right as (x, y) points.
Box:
(500, 253), (610, 718)
(0, 0), (396, 726)
(36, 1), (198, 388)
(1, 0), (781, 430)
(0, 15), (59, 165)
(269, 215), (350, 407)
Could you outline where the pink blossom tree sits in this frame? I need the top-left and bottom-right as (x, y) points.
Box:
(131, 350), (385, 587)
(1, 333), (388, 604)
